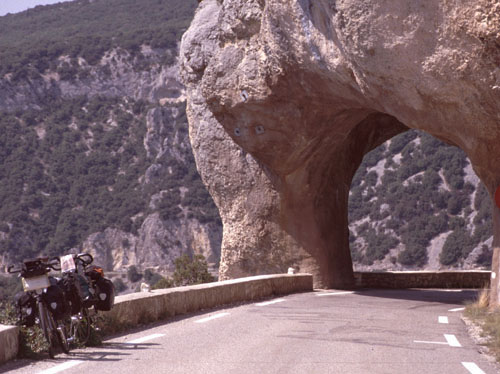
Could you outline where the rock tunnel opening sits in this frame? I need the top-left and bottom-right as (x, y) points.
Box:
(348, 127), (493, 274)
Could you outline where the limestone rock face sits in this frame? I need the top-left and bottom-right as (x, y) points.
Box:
(180, 0), (500, 294)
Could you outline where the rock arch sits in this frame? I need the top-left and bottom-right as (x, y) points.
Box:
(180, 0), (500, 302)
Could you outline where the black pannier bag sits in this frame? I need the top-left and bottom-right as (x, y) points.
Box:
(76, 274), (96, 308)
(43, 279), (69, 320)
(94, 277), (115, 311)
(14, 292), (36, 327)
(59, 274), (83, 315)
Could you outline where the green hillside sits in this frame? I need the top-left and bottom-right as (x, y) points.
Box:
(0, 0), (221, 264)
(0, 0), (197, 80)
(349, 130), (492, 269)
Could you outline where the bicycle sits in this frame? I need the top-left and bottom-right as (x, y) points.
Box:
(59, 252), (101, 347)
(8, 257), (70, 358)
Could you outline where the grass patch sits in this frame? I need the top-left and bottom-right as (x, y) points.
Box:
(464, 288), (500, 361)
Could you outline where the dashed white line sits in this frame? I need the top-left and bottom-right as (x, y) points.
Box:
(414, 334), (461, 347)
(37, 360), (84, 374)
(438, 316), (449, 324)
(462, 362), (486, 374)
(316, 291), (354, 297)
(126, 333), (165, 344)
(195, 312), (230, 324)
(256, 298), (285, 306)
(448, 307), (465, 312)
(444, 334), (462, 347)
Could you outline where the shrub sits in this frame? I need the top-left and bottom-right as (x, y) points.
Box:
(113, 278), (128, 294)
(173, 254), (214, 287)
(127, 265), (142, 283)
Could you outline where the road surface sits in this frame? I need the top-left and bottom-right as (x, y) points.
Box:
(2, 289), (499, 374)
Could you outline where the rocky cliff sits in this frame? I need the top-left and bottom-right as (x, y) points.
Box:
(180, 0), (500, 295)
(0, 0), (221, 273)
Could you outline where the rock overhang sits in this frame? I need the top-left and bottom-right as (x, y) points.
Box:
(180, 0), (500, 298)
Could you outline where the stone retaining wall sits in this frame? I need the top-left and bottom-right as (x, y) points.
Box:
(353, 271), (491, 289)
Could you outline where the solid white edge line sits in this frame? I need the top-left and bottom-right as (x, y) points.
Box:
(256, 298), (286, 306)
(462, 362), (486, 374)
(448, 307), (465, 312)
(444, 334), (462, 347)
(316, 291), (354, 297)
(438, 316), (449, 324)
(126, 333), (165, 344)
(37, 360), (84, 374)
(195, 312), (230, 324)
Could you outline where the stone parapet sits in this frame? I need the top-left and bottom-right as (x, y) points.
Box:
(354, 271), (491, 289)
(0, 325), (19, 365)
(102, 274), (313, 328)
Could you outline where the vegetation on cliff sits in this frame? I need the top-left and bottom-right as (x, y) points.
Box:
(349, 130), (492, 270)
(0, 0), (220, 266)
(0, 97), (219, 262)
(0, 0), (197, 80)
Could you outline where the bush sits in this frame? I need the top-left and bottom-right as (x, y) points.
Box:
(173, 254), (214, 287)
(152, 277), (174, 290)
(113, 278), (128, 294)
(127, 265), (142, 283)
(440, 230), (474, 266)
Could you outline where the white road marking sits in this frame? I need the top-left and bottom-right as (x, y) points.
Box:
(462, 362), (486, 374)
(414, 334), (462, 347)
(256, 298), (285, 306)
(126, 333), (165, 344)
(37, 360), (84, 374)
(195, 312), (230, 324)
(448, 307), (465, 312)
(316, 291), (354, 297)
(414, 340), (449, 345)
(444, 334), (462, 347)
(438, 316), (449, 324)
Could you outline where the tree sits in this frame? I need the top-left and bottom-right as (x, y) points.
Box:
(173, 254), (214, 287)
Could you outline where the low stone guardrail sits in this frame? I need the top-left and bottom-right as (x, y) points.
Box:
(354, 270), (491, 289)
(101, 273), (313, 330)
(0, 325), (18, 365)
(0, 273), (313, 365)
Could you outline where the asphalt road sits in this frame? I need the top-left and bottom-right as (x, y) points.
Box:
(2, 289), (499, 374)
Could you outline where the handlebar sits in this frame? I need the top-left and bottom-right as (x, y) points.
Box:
(7, 257), (61, 276)
(74, 253), (93, 267)
(7, 264), (21, 274)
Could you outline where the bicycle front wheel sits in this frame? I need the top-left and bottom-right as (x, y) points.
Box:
(38, 302), (56, 358)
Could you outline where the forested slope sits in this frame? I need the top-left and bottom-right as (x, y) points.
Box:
(349, 130), (492, 270)
(0, 0), (222, 272)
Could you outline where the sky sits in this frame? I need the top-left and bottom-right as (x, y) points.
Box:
(0, 0), (75, 16)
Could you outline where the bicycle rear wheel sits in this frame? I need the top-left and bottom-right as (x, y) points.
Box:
(56, 320), (70, 353)
(71, 307), (91, 346)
